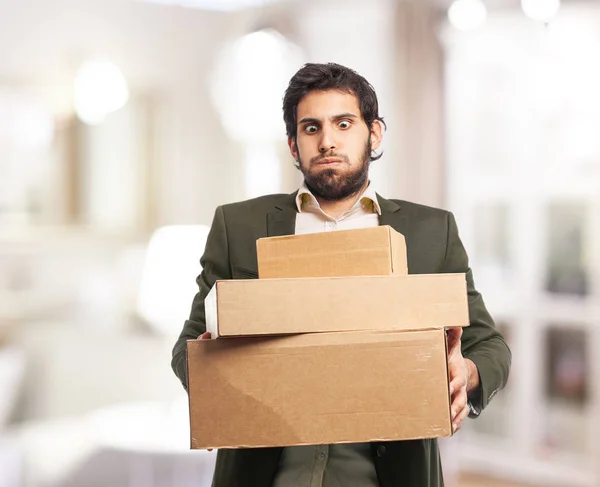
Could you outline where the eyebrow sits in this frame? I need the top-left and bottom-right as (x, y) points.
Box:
(298, 113), (359, 125)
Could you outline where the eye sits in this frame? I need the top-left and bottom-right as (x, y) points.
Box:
(338, 120), (351, 129)
(304, 124), (318, 134)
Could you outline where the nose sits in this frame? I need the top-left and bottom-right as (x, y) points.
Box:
(319, 126), (336, 153)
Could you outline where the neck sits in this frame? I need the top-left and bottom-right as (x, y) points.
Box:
(315, 180), (370, 219)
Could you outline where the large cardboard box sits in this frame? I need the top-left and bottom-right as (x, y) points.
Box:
(205, 273), (468, 338)
(187, 328), (451, 449)
(257, 226), (408, 278)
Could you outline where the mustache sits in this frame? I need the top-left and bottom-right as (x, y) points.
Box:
(310, 152), (349, 164)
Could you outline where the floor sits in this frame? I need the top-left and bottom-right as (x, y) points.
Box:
(459, 474), (537, 487)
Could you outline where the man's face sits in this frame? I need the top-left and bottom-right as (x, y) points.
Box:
(288, 89), (382, 201)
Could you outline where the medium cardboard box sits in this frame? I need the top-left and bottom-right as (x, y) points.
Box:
(256, 226), (408, 278)
(187, 328), (451, 449)
(205, 273), (468, 338)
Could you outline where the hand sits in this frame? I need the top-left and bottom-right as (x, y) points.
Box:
(446, 327), (478, 434)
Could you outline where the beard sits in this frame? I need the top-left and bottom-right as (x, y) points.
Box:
(300, 137), (372, 202)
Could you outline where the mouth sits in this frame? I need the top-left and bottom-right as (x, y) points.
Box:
(316, 158), (344, 165)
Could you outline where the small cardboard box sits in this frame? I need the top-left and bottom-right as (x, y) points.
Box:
(257, 226), (408, 278)
(205, 273), (468, 338)
(187, 328), (451, 449)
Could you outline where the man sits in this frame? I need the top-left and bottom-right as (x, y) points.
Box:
(172, 63), (511, 487)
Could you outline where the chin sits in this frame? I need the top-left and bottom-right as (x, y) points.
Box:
(312, 167), (342, 178)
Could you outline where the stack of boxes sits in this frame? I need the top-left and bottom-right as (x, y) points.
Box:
(187, 226), (469, 449)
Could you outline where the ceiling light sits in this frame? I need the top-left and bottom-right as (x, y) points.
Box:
(521, 0), (561, 23)
(74, 60), (129, 125)
(448, 0), (487, 32)
(210, 28), (303, 143)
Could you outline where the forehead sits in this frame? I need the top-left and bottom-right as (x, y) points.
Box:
(296, 90), (362, 121)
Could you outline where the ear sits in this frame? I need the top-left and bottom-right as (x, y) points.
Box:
(369, 120), (383, 152)
(288, 137), (298, 160)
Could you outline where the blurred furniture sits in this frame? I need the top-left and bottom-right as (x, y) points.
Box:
(0, 436), (21, 487)
(0, 347), (25, 487)
(5, 397), (216, 487)
(51, 397), (216, 487)
(136, 225), (210, 337)
(0, 347), (26, 427)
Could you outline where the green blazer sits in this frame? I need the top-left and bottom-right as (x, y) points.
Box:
(172, 192), (511, 487)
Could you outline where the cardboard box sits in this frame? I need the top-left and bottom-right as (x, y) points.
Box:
(205, 273), (468, 338)
(257, 226), (408, 278)
(187, 328), (451, 449)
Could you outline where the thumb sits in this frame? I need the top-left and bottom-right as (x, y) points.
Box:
(446, 327), (463, 351)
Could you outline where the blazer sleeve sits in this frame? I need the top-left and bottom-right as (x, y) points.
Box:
(443, 212), (512, 417)
(171, 205), (232, 391)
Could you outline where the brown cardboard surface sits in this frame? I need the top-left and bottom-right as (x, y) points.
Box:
(205, 273), (468, 338)
(256, 226), (408, 278)
(187, 329), (451, 449)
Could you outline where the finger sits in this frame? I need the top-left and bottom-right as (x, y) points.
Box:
(450, 392), (468, 421)
(449, 373), (467, 392)
(448, 371), (467, 396)
(451, 388), (468, 411)
(446, 327), (463, 351)
(447, 326), (462, 340)
(447, 346), (461, 364)
(199, 332), (212, 340)
(446, 333), (463, 363)
(453, 404), (471, 433)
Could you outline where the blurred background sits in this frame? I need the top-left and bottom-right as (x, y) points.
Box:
(0, 0), (599, 486)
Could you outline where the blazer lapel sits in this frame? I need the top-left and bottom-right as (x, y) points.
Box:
(267, 192), (298, 237)
(377, 194), (408, 236)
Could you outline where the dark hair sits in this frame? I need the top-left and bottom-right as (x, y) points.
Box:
(282, 63), (386, 162)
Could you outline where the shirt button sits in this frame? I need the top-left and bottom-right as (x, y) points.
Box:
(376, 445), (387, 457)
(318, 452), (326, 460)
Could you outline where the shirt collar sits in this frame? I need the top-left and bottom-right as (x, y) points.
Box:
(295, 181), (381, 216)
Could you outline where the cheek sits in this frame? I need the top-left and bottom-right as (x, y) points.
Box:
(347, 139), (363, 157)
(296, 138), (315, 157)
